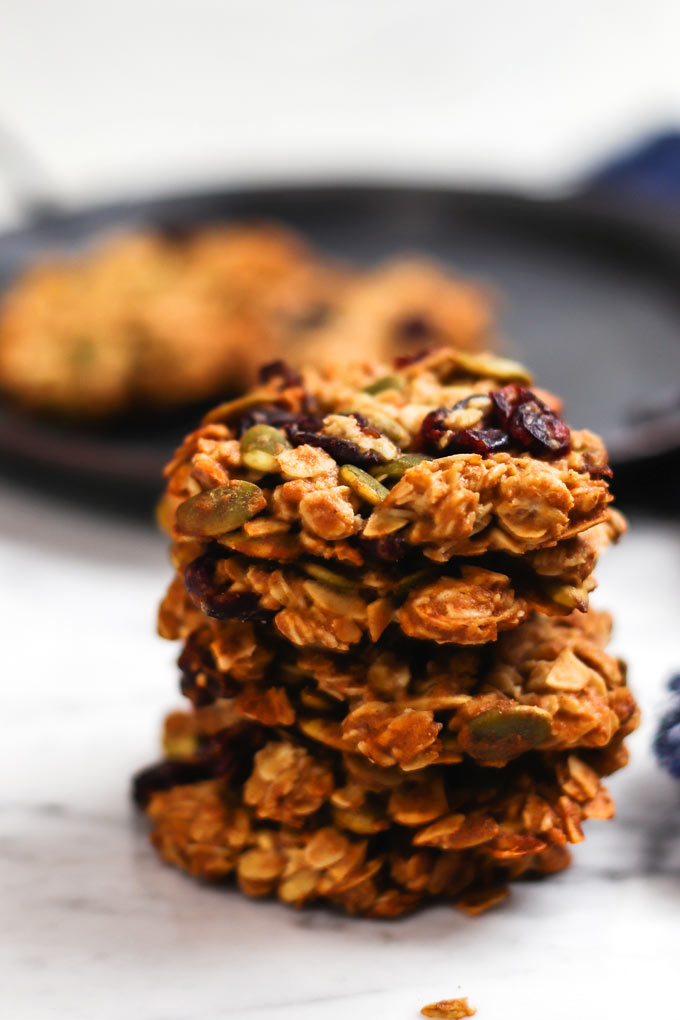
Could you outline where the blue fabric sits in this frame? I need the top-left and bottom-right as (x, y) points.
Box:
(586, 129), (680, 202)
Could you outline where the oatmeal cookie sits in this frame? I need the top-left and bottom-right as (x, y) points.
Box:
(136, 717), (629, 916)
(0, 226), (346, 417)
(160, 350), (617, 572)
(0, 234), (493, 419)
(286, 258), (493, 369)
(163, 608), (638, 769)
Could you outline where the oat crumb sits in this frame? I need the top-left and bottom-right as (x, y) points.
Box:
(421, 997), (476, 1018)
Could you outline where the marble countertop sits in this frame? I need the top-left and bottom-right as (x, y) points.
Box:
(2, 483), (679, 1020)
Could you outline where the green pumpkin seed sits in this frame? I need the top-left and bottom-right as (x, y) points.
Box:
(176, 481), (266, 537)
(338, 464), (389, 505)
(450, 351), (533, 384)
(360, 408), (410, 446)
(220, 528), (301, 561)
(300, 561), (359, 589)
(240, 424), (291, 473)
(362, 374), (405, 395)
(392, 568), (436, 600)
(335, 404), (408, 446)
(460, 706), (552, 762)
(371, 453), (431, 481)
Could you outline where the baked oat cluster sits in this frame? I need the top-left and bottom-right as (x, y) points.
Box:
(0, 224), (490, 418)
(136, 345), (638, 917)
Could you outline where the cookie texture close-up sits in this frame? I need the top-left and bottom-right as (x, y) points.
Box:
(135, 343), (638, 916)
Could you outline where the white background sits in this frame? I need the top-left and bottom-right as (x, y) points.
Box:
(1, 0), (680, 220)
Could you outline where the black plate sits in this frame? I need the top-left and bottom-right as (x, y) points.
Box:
(1, 183), (679, 512)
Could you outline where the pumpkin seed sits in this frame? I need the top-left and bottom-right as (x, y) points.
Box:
(371, 453), (431, 481)
(450, 351), (533, 384)
(176, 480), (266, 537)
(335, 404), (408, 446)
(300, 561), (360, 589)
(338, 464), (389, 505)
(392, 568), (436, 600)
(459, 705), (552, 762)
(360, 408), (410, 446)
(220, 529), (301, 561)
(362, 374), (405, 395)
(240, 423), (291, 473)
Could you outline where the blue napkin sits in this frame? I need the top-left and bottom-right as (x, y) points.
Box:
(585, 129), (680, 204)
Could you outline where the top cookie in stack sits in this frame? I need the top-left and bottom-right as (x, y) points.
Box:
(158, 347), (622, 654)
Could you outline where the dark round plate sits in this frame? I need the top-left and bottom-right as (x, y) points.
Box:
(1, 183), (679, 512)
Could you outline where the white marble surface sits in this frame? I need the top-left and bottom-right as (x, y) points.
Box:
(1, 482), (679, 1019)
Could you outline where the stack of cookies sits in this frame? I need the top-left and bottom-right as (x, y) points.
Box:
(136, 347), (639, 917)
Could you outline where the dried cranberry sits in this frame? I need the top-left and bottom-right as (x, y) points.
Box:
(179, 672), (218, 707)
(258, 359), (303, 388)
(202, 724), (268, 785)
(490, 384), (532, 428)
(132, 760), (211, 808)
(178, 632), (239, 706)
(490, 385), (571, 458)
(508, 399), (571, 456)
(394, 346), (435, 368)
(416, 407), (453, 454)
(361, 533), (410, 562)
(394, 315), (434, 341)
(184, 556), (271, 622)
(444, 428), (511, 456)
(235, 406), (300, 437)
(286, 419), (384, 468)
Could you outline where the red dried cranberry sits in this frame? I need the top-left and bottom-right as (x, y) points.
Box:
(286, 419), (384, 467)
(394, 346), (435, 368)
(132, 760), (211, 808)
(258, 360), (302, 388)
(416, 407), (454, 454)
(184, 556), (271, 622)
(490, 385), (570, 458)
(361, 533), (410, 562)
(418, 408), (511, 457)
(202, 724), (268, 785)
(394, 315), (434, 341)
(235, 406), (300, 437)
(178, 633), (239, 706)
(490, 384), (533, 428)
(444, 428), (511, 456)
(509, 399), (571, 456)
